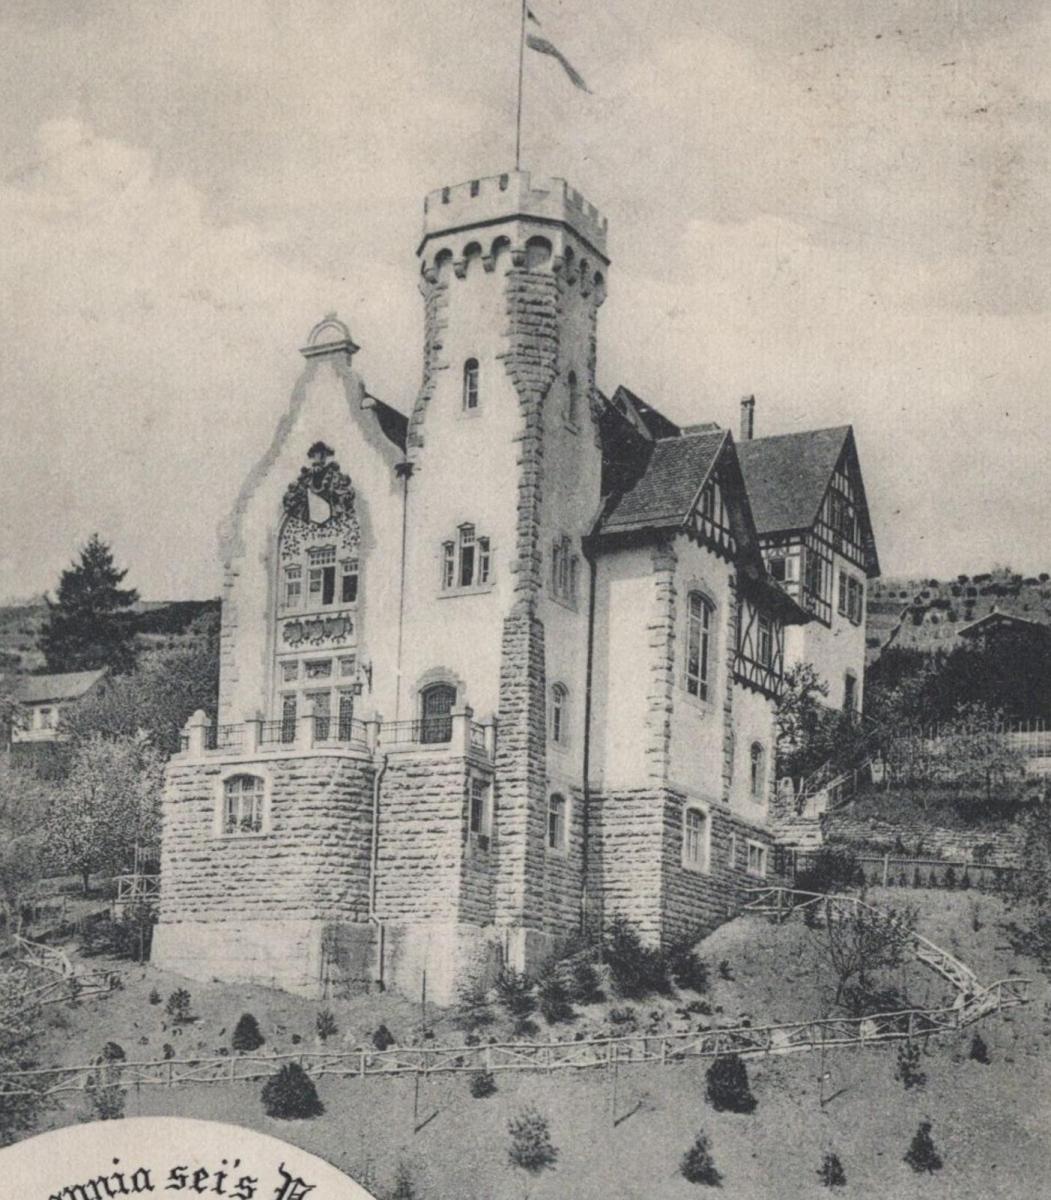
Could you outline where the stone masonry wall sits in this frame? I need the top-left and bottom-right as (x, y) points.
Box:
(589, 787), (774, 947)
(159, 753), (374, 925)
(374, 752), (472, 922)
(494, 611), (549, 932)
(824, 813), (1025, 866)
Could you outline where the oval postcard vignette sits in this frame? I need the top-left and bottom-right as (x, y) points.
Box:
(0, 1116), (376, 1199)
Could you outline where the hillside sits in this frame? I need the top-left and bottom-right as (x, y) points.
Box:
(27, 888), (1050, 1199)
(0, 598), (219, 676)
(866, 568), (1051, 661)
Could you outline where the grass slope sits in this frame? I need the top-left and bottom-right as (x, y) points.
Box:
(31, 889), (1051, 1199)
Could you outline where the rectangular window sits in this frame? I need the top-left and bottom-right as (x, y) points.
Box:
(547, 794), (567, 852)
(223, 776), (264, 836)
(309, 690), (331, 740)
(341, 558), (359, 604)
(459, 526), (475, 587)
(338, 656), (356, 678)
(683, 808), (707, 871)
(321, 566), (335, 605)
(337, 690), (355, 739)
(686, 593), (712, 700)
(308, 545), (337, 565)
(477, 537), (490, 585)
(309, 568), (323, 601)
(746, 841), (768, 879)
(838, 570), (849, 617)
(768, 557), (786, 583)
(757, 615), (773, 667)
(468, 777), (490, 848)
(284, 566), (302, 608)
(442, 541), (455, 589)
(551, 535), (578, 605)
(281, 693), (297, 743)
(305, 659), (332, 679)
(280, 660), (299, 683)
(728, 832), (737, 867)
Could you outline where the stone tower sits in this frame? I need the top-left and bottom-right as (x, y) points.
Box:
(397, 170), (610, 971)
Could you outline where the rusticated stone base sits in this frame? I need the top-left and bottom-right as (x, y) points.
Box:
(589, 787), (773, 947)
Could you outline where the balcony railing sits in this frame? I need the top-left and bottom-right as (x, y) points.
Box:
(178, 709), (495, 760)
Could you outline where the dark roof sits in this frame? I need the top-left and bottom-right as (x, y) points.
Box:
(366, 395), (408, 452)
(598, 431), (726, 534)
(958, 611), (1051, 641)
(14, 667), (108, 704)
(736, 426), (851, 535)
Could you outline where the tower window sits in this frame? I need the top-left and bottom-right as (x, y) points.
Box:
(551, 535), (579, 605)
(441, 524), (492, 591)
(683, 807), (708, 871)
(550, 683), (568, 745)
(567, 371), (580, 426)
(463, 358), (479, 410)
(547, 793), (567, 852)
(468, 776), (491, 849)
(844, 671), (857, 713)
(685, 592), (713, 700)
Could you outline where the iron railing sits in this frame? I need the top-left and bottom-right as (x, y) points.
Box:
(203, 724), (244, 752)
(259, 719), (297, 747)
(380, 717), (452, 745)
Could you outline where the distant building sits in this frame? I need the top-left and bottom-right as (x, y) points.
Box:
(155, 169), (878, 1004)
(737, 410), (879, 712)
(957, 610), (1051, 648)
(9, 668), (108, 744)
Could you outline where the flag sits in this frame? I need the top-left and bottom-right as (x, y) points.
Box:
(525, 8), (590, 93)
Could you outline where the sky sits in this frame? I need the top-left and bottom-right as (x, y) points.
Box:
(1, 0), (1048, 601)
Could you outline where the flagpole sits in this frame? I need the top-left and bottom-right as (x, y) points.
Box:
(514, 0), (527, 170)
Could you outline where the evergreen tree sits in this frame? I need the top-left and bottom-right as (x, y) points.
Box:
(680, 1131), (722, 1186)
(904, 1121), (943, 1174)
(38, 534), (139, 674)
(817, 1152), (847, 1188)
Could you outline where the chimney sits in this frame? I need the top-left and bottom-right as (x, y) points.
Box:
(740, 395), (756, 441)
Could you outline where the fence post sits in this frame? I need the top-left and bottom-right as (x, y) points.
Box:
(882, 853), (889, 888)
(359, 1048), (366, 1078)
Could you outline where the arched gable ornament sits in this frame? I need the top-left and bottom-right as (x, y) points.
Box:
(283, 442), (355, 525)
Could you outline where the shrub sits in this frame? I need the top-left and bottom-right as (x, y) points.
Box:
(86, 1070), (125, 1121)
(913, 868), (923, 888)
(795, 848), (864, 895)
(469, 1069), (497, 1098)
(455, 980), (495, 1032)
(680, 1130), (722, 1186)
(101, 1041), (126, 1063)
(705, 1054), (756, 1114)
(232, 1013), (265, 1052)
(495, 967), (536, 1021)
(944, 866), (957, 889)
(165, 988), (193, 1024)
(537, 976), (575, 1024)
(894, 1041), (926, 1090)
(683, 998), (711, 1016)
(162, 1043), (174, 1060)
(960, 870), (972, 890)
(608, 1006), (638, 1030)
(387, 1160), (419, 1200)
(817, 1152), (846, 1188)
(513, 1017), (540, 1038)
(604, 916), (670, 998)
(717, 960), (734, 982)
(372, 1024), (396, 1051)
(260, 1062), (324, 1120)
(79, 906), (156, 962)
(148, 988), (162, 1005)
(904, 1121), (942, 1173)
(507, 1106), (558, 1176)
(567, 957), (605, 1005)
(969, 1032), (990, 1064)
(667, 942), (709, 993)
(315, 1009), (338, 1043)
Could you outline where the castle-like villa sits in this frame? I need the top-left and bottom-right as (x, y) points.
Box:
(155, 170), (879, 1002)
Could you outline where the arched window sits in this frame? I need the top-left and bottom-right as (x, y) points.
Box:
(683, 806), (708, 871)
(223, 775), (265, 835)
(566, 371), (580, 426)
(420, 682), (456, 744)
(550, 683), (568, 746)
(685, 592), (714, 700)
(547, 793), (567, 852)
(750, 742), (766, 800)
(463, 358), (479, 410)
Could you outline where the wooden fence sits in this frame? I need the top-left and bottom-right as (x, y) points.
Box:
(0, 887), (1029, 1099)
(776, 849), (1025, 891)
